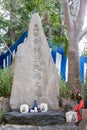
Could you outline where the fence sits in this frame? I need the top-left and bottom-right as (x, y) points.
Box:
(0, 31), (28, 69)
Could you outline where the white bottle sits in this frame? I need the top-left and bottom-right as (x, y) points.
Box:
(34, 107), (38, 113)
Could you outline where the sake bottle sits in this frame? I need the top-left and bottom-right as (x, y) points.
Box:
(33, 100), (38, 113)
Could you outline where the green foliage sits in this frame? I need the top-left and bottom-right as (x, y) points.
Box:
(0, 0), (68, 56)
(42, 0), (68, 55)
(59, 79), (70, 98)
(0, 67), (13, 97)
(23, 0), (37, 12)
(0, 111), (4, 124)
(82, 72), (87, 100)
(82, 50), (87, 56)
(82, 85), (87, 100)
(78, 71), (87, 101)
(0, 35), (12, 48)
(0, 0), (32, 47)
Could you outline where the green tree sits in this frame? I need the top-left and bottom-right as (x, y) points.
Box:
(0, 0), (36, 47)
(0, 0), (67, 54)
(62, 0), (87, 97)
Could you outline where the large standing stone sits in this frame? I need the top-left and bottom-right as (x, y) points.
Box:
(10, 13), (59, 110)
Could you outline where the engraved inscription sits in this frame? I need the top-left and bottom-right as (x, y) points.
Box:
(33, 24), (42, 98)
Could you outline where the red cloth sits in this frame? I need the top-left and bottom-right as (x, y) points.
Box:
(74, 100), (84, 122)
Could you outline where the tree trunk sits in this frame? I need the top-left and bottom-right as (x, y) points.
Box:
(8, 29), (16, 41)
(8, 2), (16, 41)
(68, 29), (81, 94)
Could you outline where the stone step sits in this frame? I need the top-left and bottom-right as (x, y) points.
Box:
(0, 123), (77, 130)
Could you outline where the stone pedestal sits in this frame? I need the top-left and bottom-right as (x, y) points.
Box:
(4, 111), (65, 126)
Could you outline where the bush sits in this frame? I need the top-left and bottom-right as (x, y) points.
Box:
(82, 84), (87, 100)
(59, 79), (70, 98)
(0, 67), (13, 97)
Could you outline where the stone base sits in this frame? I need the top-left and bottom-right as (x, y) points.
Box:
(4, 111), (66, 126)
(0, 123), (77, 130)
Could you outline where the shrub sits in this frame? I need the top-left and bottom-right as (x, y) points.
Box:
(0, 67), (13, 97)
(59, 79), (70, 98)
(82, 84), (87, 100)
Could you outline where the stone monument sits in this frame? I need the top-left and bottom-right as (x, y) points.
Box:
(10, 13), (59, 110)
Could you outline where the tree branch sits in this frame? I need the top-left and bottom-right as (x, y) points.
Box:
(79, 27), (87, 41)
(62, 0), (74, 31)
(75, 0), (87, 32)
